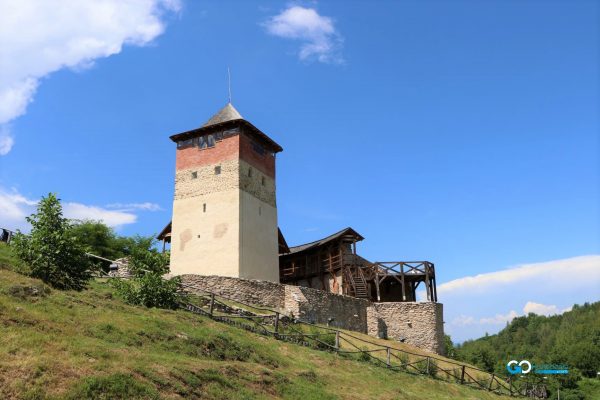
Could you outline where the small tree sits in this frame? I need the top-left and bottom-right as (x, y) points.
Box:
(111, 236), (180, 309)
(127, 236), (170, 276)
(12, 193), (91, 290)
(71, 220), (136, 262)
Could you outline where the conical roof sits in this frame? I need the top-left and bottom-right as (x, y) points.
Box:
(201, 103), (243, 128)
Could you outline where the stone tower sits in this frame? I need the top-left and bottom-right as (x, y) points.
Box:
(168, 103), (283, 282)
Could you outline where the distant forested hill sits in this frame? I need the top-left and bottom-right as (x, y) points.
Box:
(454, 302), (600, 400)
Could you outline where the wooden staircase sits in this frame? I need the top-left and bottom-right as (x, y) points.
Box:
(345, 266), (369, 299)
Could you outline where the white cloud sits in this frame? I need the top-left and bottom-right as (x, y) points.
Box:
(479, 310), (520, 325)
(449, 302), (575, 336)
(437, 255), (600, 296)
(0, 187), (154, 230)
(451, 315), (476, 327)
(263, 5), (343, 64)
(523, 301), (572, 316)
(0, 189), (38, 229)
(439, 256), (600, 342)
(0, 0), (181, 154)
(64, 202), (137, 227)
(106, 202), (162, 211)
(0, 125), (14, 155)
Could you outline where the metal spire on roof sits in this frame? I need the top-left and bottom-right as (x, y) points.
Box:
(227, 67), (232, 104)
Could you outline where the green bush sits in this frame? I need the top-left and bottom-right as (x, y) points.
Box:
(127, 236), (170, 276)
(110, 236), (180, 309)
(11, 193), (91, 290)
(111, 273), (181, 309)
(397, 352), (409, 370)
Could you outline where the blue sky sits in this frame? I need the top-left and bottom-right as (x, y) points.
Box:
(0, 0), (598, 342)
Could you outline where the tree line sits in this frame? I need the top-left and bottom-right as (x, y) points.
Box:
(452, 303), (600, 400)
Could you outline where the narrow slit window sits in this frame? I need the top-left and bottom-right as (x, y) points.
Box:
(259, 206), (262, 216)
(199, 136), (207, 149)
(203, 203), (206, 212)
(215, 165), (221, 175)
(207, 134), (215, 148)
(248, 167), (253, 178)
(261, 176), (266, 186)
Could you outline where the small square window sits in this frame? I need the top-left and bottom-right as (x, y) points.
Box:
(261, 176), (266, 186)
(215, 166), (221, 175)
(191, 171), (198, 179)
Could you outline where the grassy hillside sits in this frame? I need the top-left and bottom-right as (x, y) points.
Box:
(0, 243), (511, 400)
(456, 301), (600, 400)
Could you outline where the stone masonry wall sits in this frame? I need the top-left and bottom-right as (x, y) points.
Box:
(180, 274), (444, 354)
(174, 158), (275, 207)
(284, 286), (369, 333)
(367, 302), (445, 355)
(181, 275), (285, 309)
(175, 158), (240, 200)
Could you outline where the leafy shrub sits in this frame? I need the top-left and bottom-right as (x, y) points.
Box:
(426, 358), (438, 378)
(110, 236), (180, 309)
(307, 327), (336, 350)
(127, 236), (170, 276)
(11, 193), (92, 290)
(397, 353), (409, 370)
(111, 273), (181, 309)
(358, 347), (372, 362)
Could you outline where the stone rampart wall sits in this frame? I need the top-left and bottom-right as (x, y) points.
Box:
(180, 274), (444, 354)
(181, 275), (285, 309)
(284, 285), (369, 333)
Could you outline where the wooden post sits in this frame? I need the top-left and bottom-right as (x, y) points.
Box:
(424, 265), (431, 302)
(335, 331), (340, 350)
(432, 266), (438, 302)
(426, 357), (430, 375)
(400, 263), (406, 301)
(209, 293), (215, 316)
(274, 312), (280, 337)
(509, 376), (513, 396)
(386, 347), (391, 367)
(488, 374), (495, 391)
(375, 274), (381, 302)
(460, 365), (465, 384)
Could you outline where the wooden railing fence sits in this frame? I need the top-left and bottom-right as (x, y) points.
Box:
(177, 282), (546, 398)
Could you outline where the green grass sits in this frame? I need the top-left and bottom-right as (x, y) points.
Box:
(0, 243), (513, 399)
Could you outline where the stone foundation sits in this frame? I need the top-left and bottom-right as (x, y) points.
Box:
(180, 274), (444, 355)
(367, 302), (445, 355)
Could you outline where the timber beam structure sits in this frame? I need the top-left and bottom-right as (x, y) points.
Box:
(364, 261), (437, 303)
